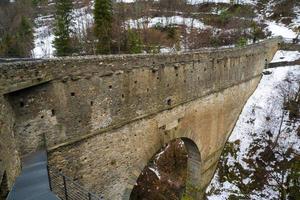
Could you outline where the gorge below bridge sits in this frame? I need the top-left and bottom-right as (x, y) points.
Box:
(0, 38), (280, 200)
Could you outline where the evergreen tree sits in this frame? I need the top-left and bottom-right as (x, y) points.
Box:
(0, 0), (34, 58)
(127, 30), (143, 54)
(1, 16), (34, 57)
(94, 0), (113, 54)
(53, 0), (73, 56)
(17, 16), (34, 56)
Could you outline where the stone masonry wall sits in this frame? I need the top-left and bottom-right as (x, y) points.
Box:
(0, 96), (21, 191)
(48, 76), (261, 199)
(280, 43), (300, 51)
(0, 38), (279, 197)
(0, 38), (280, 156)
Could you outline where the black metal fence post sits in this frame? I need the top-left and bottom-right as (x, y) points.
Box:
(42, 132), (47, 149)
(47, 165), (52, 191)
(63, 175), (68, 200)
(48, 166), (101, 200)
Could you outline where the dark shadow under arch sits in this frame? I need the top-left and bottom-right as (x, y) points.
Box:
(181, 138), (202, 199)
(130, 137), (201, 200)
(0, 171), (9, 200)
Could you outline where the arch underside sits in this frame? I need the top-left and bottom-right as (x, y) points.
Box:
(129, 137), (202, 200)
(182, 138), (202, 199)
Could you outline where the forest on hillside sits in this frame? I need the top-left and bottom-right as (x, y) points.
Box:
(1, 0), (299, 58)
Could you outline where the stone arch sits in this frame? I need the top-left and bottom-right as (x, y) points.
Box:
(181, 137), (202, 199)
(126, 137), (202, 200)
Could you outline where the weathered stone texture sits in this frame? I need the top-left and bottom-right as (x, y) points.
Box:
(0, 96), (21, 190)
(0, 38), (280, 198)
(280, 43), (300, 51)
(0, 38), (280, 156)
(48, 77), (261, 199)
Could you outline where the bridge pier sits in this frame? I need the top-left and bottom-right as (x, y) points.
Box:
(183, 138), (202, 199)
(48, 75), (263, 200)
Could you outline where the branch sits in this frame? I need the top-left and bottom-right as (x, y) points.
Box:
(272, 110), (286, 150)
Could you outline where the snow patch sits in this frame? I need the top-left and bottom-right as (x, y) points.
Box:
(265, 21), (297, 39)
(271, 50), (300, 63)
(206, 50), (300, 199)
(125, 16), (207, 29)
(149, 167), (161, 179)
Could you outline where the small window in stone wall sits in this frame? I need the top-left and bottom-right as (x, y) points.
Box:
(167, 98), (172, 106)
(20, 101), (25, 107)
(51, 109), (55, 116)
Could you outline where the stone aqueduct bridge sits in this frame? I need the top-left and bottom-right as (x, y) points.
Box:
(0, 38), (280, 199)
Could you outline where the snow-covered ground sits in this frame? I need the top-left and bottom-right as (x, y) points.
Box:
(265, 21), (298, 39)
(125, 16), (208, 29)
(188, 0), (257, 5)
(32, 22), (55, 58)
(31, 0), (300, 59)
(271, 50), (300, 63)
(262, 0), (299, 41)
(291, 6), (300, 29)
(119, 0), (256, 5)
(206, 51), (300, 199)
(32, 3), (93, 58)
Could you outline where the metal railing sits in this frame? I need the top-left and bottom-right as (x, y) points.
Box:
(43, 133), (103, 200)
(47, 165), (103, 200)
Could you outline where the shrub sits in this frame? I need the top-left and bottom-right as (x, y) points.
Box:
(219, 9), (232, 25)
(250, 21), (266, 42)
(236, 37), (247, 47)
(188, 28), (214, 49)
(127, 29), (143, 54)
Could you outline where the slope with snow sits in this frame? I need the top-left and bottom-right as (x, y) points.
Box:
(32, 16), (55, 58)
(31, 0), (300, 58)
(271, 50), (300, 63)
(205, 51), (300, 199)
(265, 21), (297, 39)
(32, 2), (93, 58)
(125, 16), (208, 29)
(119, 0), (256, 4)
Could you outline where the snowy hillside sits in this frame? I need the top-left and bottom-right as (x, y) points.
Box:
(120, 0), (256, 4)
(33, 2), (93, 58)
(272, 50), (300, 63)
(32, 0), (300, 58)
(205, 55), (300, 199)
(265, 22), (297, 38)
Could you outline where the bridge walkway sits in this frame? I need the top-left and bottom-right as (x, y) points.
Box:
(6, 150), (59, 200)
